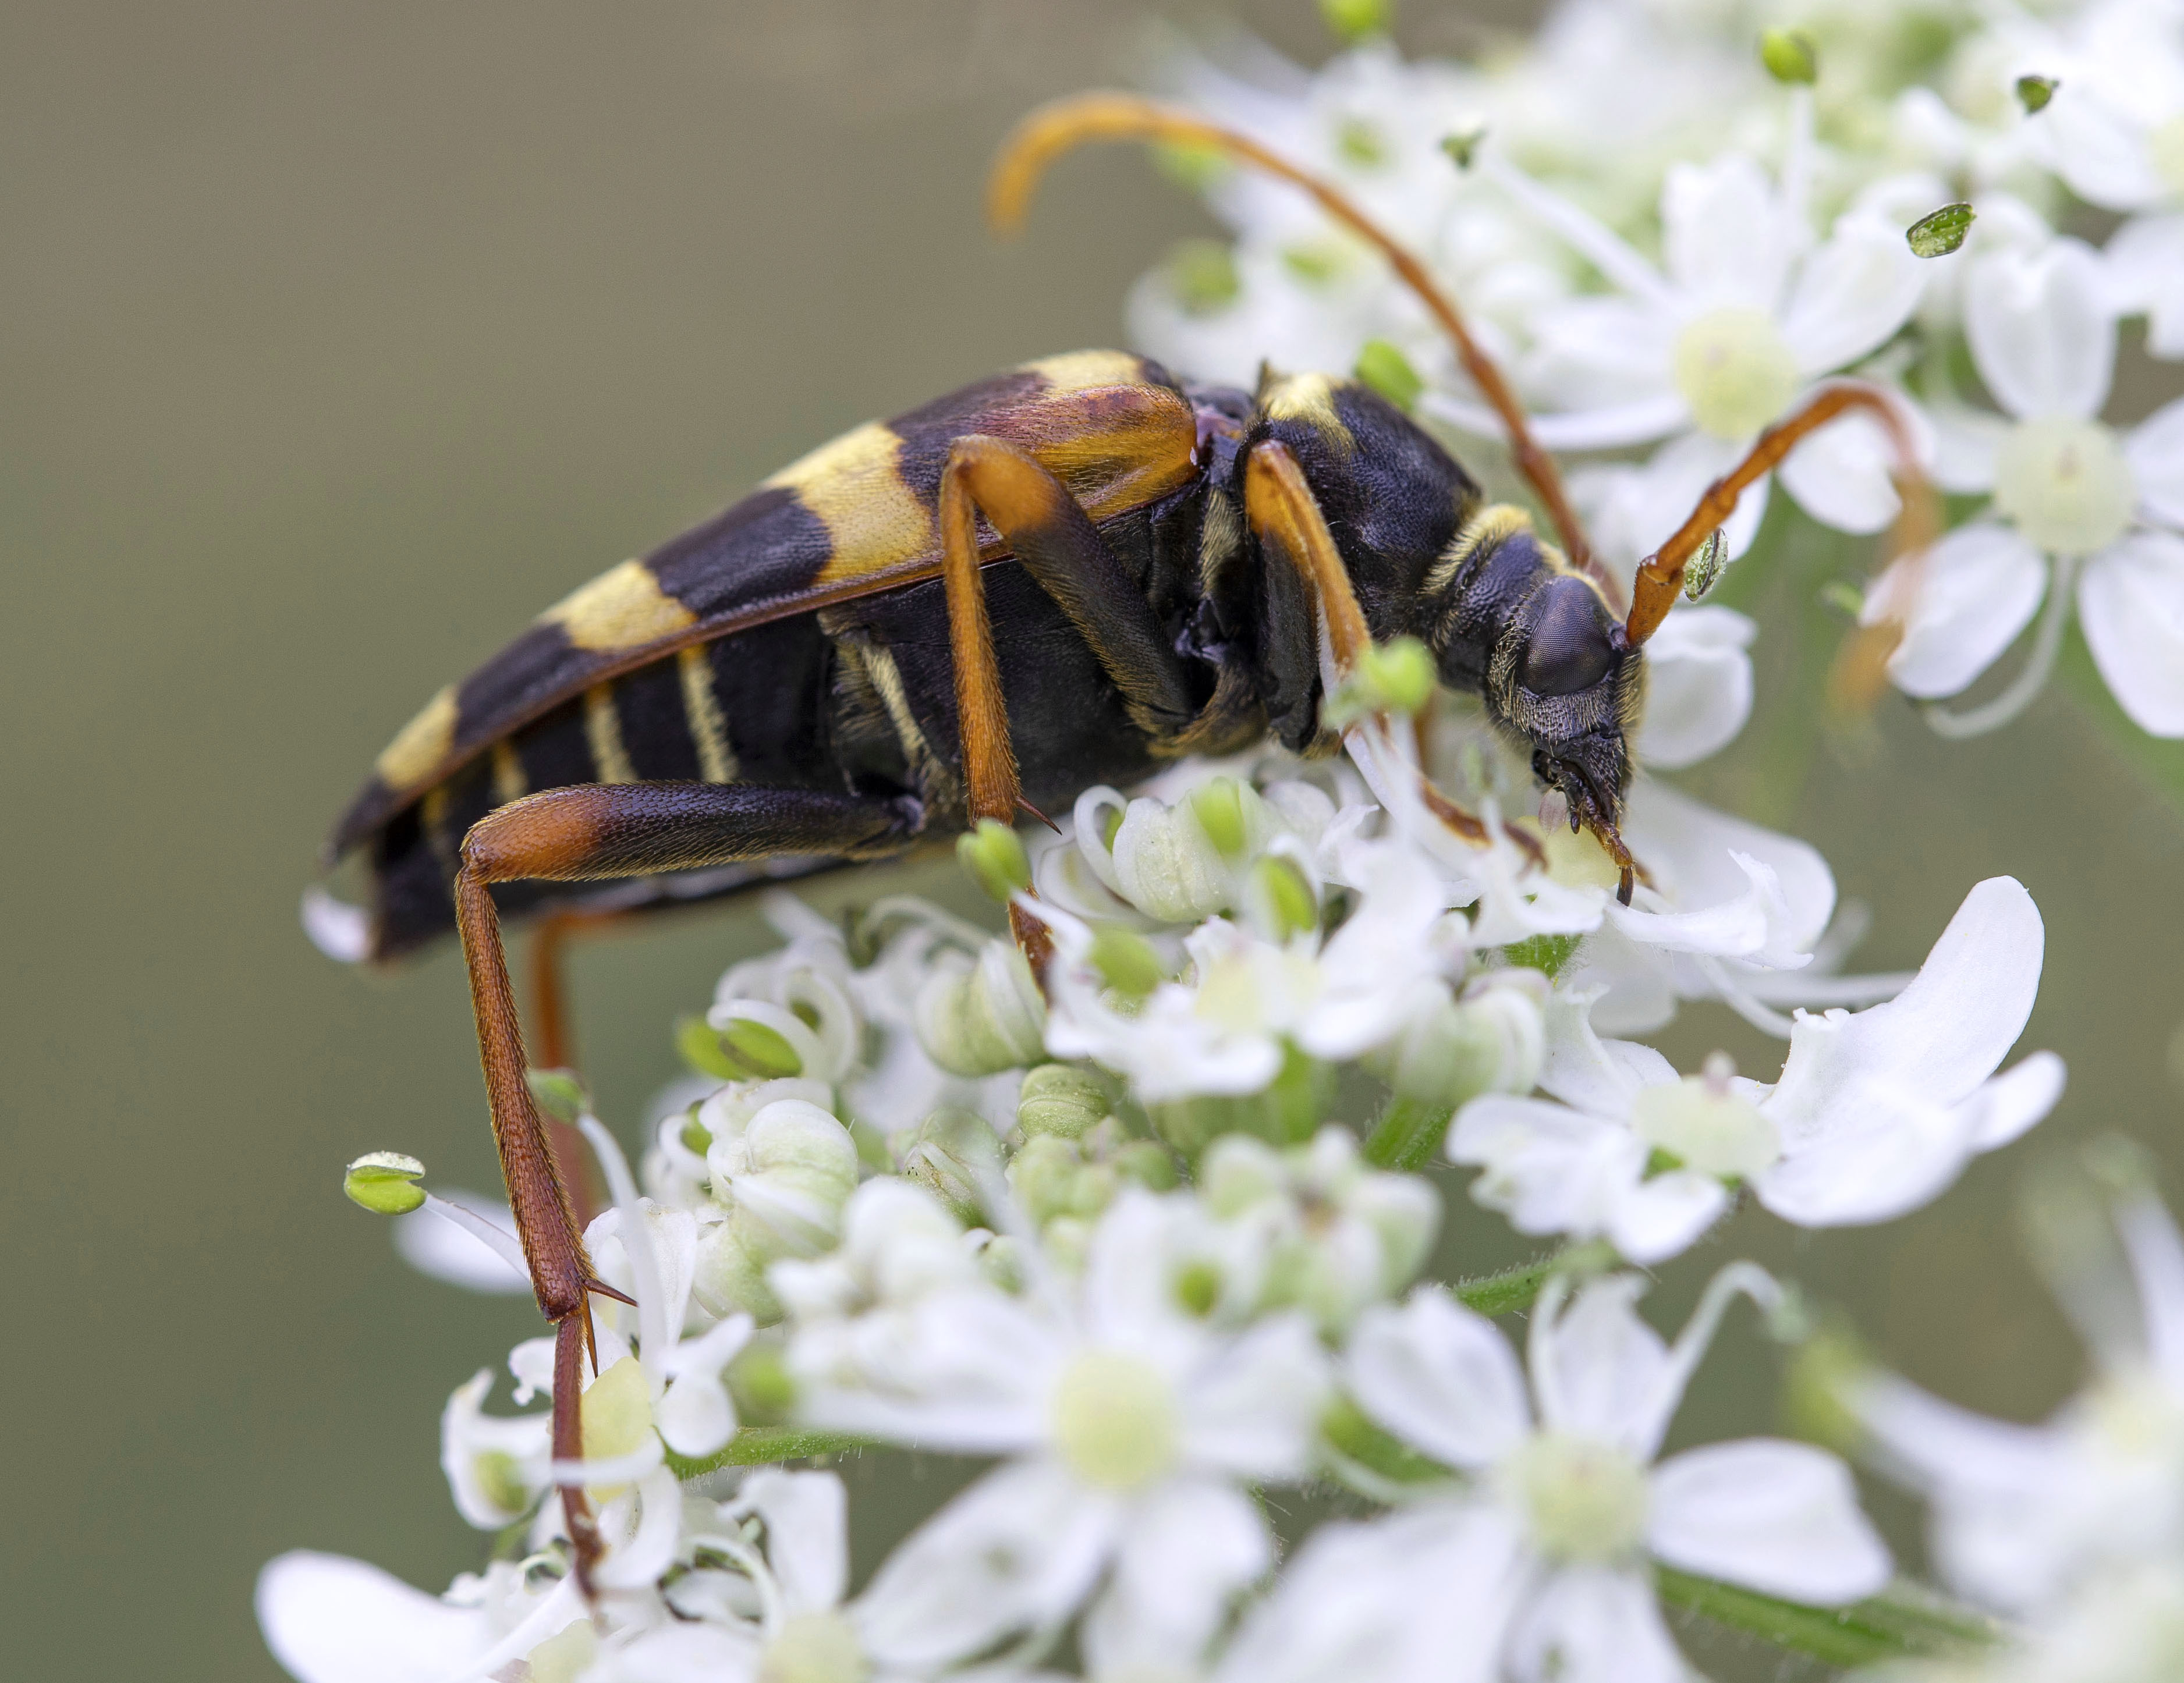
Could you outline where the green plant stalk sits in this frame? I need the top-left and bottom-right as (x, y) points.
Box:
(665, 1426), (871, 1479)
(1655, 1567), (2001, 1667)
(1363, 1095), (1455, 1171)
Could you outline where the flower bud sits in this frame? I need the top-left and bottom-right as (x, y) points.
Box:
(1368, 975), (1545, 1105)
(1758, 27), (1817, 84)
(1009, 1134), (1112, 1226)
(895, 1106), (1002, 1222)
(525, 1068), (587, 1123)
(1087, 925), (1167, 1001)
(1324, 636), (1435, 726)
(345, 1151), (426, 1216)
(1107, 783), (1272, 920)
(1017, 1063), (1111, 1139)
(707, 1098), (860, 1257)
(957, 818), (1032, 903)
(1247, 854), (1320, 942)
(1353, 339), (1423, 413)
(1319, 0), (1392, 45)
(915, 940), (1047, 1076)
(1112, 1140), (1180, 1192)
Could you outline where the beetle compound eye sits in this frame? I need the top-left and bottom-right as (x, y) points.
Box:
(1520, 577), (1616, 695)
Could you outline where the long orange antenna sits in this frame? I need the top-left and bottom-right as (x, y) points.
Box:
(988, 93), (1613, 610)
(1625, 383), (1939, 669)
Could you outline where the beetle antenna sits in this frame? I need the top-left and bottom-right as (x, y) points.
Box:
(1624, 382), (1940, 699)
(989, 92), (1612, 609)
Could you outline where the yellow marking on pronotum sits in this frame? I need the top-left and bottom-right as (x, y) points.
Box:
(490, 740), (529, 807)
(677, 646), (738, 784)
(583, 684), (638, 784)
(375, 684), (458, 790)
(1263, 372), (1353, 455)
(544, 558), (698, 654)
(767, 422), (934, 586)
(1020, 349), (1144, 393)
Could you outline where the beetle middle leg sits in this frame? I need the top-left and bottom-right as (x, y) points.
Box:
(935, 434), (1212, 964)
(453, 782), (923, 1586)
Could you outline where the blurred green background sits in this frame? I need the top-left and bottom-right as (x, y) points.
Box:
(5, 2), (2181, 1678)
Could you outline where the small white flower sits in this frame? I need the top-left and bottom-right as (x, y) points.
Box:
(1458, 141), (1928, 573)
(1854, 1185), (2184, 1616)
(789, 1190), (1330, 1674)
(1338, 1267), (1892, 1683)
(1452, 877), (2063, 1261)
(257, 1552), (582, 1683)
(1865, 235), (2184, 735)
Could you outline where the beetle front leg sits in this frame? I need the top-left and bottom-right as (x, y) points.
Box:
(454, 781), (923, 1590)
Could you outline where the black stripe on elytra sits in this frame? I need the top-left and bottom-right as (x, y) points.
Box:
(647, 484), (835, 620)
(887, 370), (1048, 508)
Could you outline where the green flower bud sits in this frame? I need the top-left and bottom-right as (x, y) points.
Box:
(344, 1151), (426, 1216)
(1164, 237), (1240, 316)
(1017, 1063), (1111, 1139)
(1324, 636), (1436, 726)
(2016, 73), (2058, 113)
(1249, 855), (1320, 942)
(1320, 0), (1392, 44)
(727, 1341), (797, 1425)
(915, 940), (1048, 1077)
(1906, 201), (1975, 259)
(1758, 28), (1817, 85)
(1353, 339), (1424, 412)
(956, 818), (1031, 903)
(1088, 926), (1167, 1002)
(1189, 777), (1250, 857)
(976, 1232), (1026, 1292)
(676, 1014), (743, 1081)
(1112, 1140), (1180, 1192)
(525, 1068), (587, 1124)
(716, 1015), (804, 1080)
(1008, 1135), (1105, 1225)
(896, 1107), (1002, 1222)
(1334, 116), (1389, 171)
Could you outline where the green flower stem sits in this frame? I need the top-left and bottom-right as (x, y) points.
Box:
(665, 1426), (872, 1479)
(1363, 1096), (1454, 1171)
(1655, 1568), (2001, 1668)
(1452, 1242), (1614, 1316)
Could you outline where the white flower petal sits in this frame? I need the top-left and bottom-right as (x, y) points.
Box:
(1964, 239), (2116, 422)
(2128, 395), (2184, 530)
(853, 1460), (1116, 1671)
(655, 1371), (736, 1459)
(1774, 874), (2044, 1125)
(1635, 605), (1754, 768)
(1448, 1096), (1649, 1248)
(1607, 850), (1811, 968)
(1779, 222), (1925, 375)
(1648, 1439), (1892, 1603)
(1616, 781), (1837, 957)
(1606, 1170), (1730, 1265)
(1506, 1565), (1685, 1683)
(1346, 1288), (1533, 1469)
(392, 1191), (530, 1294)
(1531, 1276), (1671, 1452)
(1865, 523), (2047, 699)
(604, 1622), (763, 1683)
(1538, 986), (1678, 1114)
(255, 1553), (507, 1683)
(1779, 403), (1926, 535)
(1179, 1312), (1332, 1481)
(2105, 213), (2184, 358)
(1756, 1080), (1976, 1226)
(2079, 530), (2184, 735)
(1664, 155), (1792, 310)
(742, 1468), (849, 1615)
(1959, 1050), (2067, 1152)
(2045, 83), (2173, 212)
(1215, 1505), (1523, 1683)
(1080, 1478), (1270, 1676)
(1927, 402), (2006, 495)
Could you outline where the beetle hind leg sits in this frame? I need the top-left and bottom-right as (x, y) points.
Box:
(452, 781), (924, 1589)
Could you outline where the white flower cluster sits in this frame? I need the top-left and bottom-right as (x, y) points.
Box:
(263, 690), (2076, 1683)
(256, 3), (2184, 1680)
(1131, 0), (2184, 738)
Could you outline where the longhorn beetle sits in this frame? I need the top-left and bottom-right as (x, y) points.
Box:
(314, 93), (1932, 1583)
